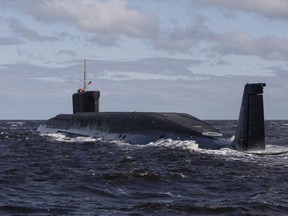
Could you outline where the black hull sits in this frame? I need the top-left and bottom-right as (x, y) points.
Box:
(39, 112), (231, 150)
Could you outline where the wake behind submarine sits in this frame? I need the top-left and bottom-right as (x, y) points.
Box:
(39, 62), (266, 151)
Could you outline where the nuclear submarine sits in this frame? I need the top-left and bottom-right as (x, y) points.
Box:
(38, 63), (266, 151)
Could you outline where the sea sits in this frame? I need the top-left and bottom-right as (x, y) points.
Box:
(0, 120), (288, 216)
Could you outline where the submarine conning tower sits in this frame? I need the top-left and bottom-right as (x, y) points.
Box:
(72, 91), (100, 113)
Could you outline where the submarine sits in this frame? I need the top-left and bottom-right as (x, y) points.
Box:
(39, 61), (266, 151)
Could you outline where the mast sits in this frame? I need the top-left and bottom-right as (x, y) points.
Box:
(83, 59), (87, 91)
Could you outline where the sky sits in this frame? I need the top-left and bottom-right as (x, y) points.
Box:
(0, 0), (288, 120)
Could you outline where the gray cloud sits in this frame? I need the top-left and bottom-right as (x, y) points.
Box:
(2, 0), (288, 63)
(8, 19), (59, 42)
(81, 57), (203, 79)
(209, 30), (288, 61)
(152, 17), (214, 53)
(0, 37), (21, 45)
(85, 34), (119, 47)
(0, 59), (286, 119)
(153, 25), (288, 61)
(56, 49), (77, 57)
(3, 0), (159, 39)
(195, 0), (288, 20)
(17, 49), (34, 58)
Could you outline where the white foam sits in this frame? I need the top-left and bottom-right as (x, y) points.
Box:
(40, 132), (101, 143)
(40, 132), (288, 167)
(200, 143), (288, 168)
(133, 139), (288, 168)
(7, 121), (25, 127)
(112, 138), (200, 152)
(248, 144), (288, 155)
(147, 139), (199, 151)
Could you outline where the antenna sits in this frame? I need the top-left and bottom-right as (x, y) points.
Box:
(83, 59), (87, 91)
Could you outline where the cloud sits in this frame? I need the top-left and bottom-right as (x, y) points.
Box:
(7, 19), (59, 42)
(196, 0), (288, 20)
(0, 59), (287, 119)
(208, 30), (288, 61)
(30, 76), (68, 83)
(1, 17), (60, 43)
(152, 23), (288, 61)
(85, 34), (119, 47)
(82, 57), (203, 80)
(17, 49), (34, 58)
(3, 0), (288, 62)
(0, 37), (21, 45)
(152, 17), (214, 53)
(56, 49), (77, 57)
(0, 18), (22, 45)
(3, 0), (159, 39)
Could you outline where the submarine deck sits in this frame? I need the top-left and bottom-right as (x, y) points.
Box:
(47, 112), (221, 136)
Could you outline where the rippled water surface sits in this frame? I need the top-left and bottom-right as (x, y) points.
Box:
(1, 120), (288, 215)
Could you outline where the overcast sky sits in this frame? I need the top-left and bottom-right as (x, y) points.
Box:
(1, 0), (288, 120)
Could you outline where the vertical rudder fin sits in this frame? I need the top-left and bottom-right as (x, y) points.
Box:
(234, 83), (266, 151)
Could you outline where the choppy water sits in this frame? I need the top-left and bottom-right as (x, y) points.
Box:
(1, 120), (288, 215)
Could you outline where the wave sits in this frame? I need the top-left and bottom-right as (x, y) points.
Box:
(42, 132), (288, 154)
(41, 132), (288, 168)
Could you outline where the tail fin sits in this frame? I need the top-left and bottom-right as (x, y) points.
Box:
(234, 83), (266, 151)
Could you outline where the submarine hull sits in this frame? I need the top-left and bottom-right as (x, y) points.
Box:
(39, 112), (231, 150)
(39, 83), (266, 151)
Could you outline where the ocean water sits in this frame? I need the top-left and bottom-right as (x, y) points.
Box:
(0, 120), (288, 216)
